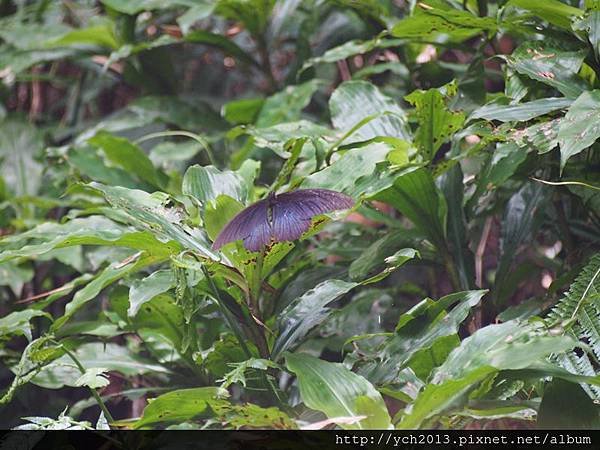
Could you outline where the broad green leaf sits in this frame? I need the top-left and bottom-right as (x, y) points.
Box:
(221, 98), (264, 125)
(0, 262), (33, 296)
(0, 216), (178, 264)
(329, 81), (410, 143)
(361, 248), (419, 285)
(178, 2), (216, 34)
(508, 0), (583, 30)
(182, 164), (250, 207)
(217, 358), (279, 389)
(88, 132), (167, 189)
(74, 368), (110, 389)
(256, 80), (321, 127)
(301, 34), (403, 72)
(364, 291), (486, 385)
(31, 343), (170, 389)
(400, 321), (580, 428)
(133, 387), (229, 429)
(215, 0), (275, 36)
(391, 4), (497, 41)
(272, 280), (358, 358)
(432, 321), (579, 383)
(375, 168), (447, 251)
(129, 294), (188, 353)
(398, 366), (497, 428)
(349, 230), (421, 281)
(470, 97), (572, 122)
(245, 121), (331, 157)
(573, 11), (600, 61)
(68, 147), (141, 189)
(52, 252), (164, 330)
(302, 143), (392, 198)
(496, 182), (551, 300)
(286, 353), (392, 429)
(48, 23), (119, 50)
(204, 195), (244, 240)
(507, 42), (588, 99)
(214, 402), (296, 429)
(537, 379), (600, 429)
(439, 165), (474, 290)
(100, 0), (179, 14)
(0, 310), (51, 342)
(557, 90), (600, 169)
(128, 269), (175, 317)
(405, 83), (465, 161)
(185, 29), (257, 67)
(88, 183), (218, 260)
(0, 118), (43, 197)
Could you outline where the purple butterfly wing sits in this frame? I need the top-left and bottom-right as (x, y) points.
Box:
(212, 199), (272, 252)
(271, 189), (354, 242)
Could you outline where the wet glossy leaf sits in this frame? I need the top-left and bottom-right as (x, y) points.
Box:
(557, 90), (600, 169)
(286, 352), (392, 429)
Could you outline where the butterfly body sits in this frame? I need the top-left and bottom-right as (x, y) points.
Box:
(212, 189), (354, 252)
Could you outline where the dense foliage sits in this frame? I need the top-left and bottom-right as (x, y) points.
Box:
(0, 0), (599, 430)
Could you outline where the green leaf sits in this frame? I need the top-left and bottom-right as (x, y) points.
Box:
(432, 321), (579, 383)
(557, 90), (600, 169)
(301, 34), (403, 72)
(398, 366), (497, 428)
(508, 0), (583, 30)
(272, 280), (358, 358)
(74, 367), (110, 389)
(361, 248), (419, 285)
(405, 83), (465, 160)
(286, 353), (392, 430)
(32, 343), (170, 389)
(204, 195), (244, 240)
(391, 4), (497, 42)
(374, 168), (447, 251)
(537, 379), (600, 429)
(214, 402), (296, 429)
(215, 0), (275, 36)
(302, 143), (392, 198)
(184, 29), (257, 67)
(100, 0), (178, 14)
(88, 183), (217, 260)
(507, 42), (588, 99)
(439, 165), (474, 290)
(0, 118), (43, 197)
(470, 97), (572, 122)
(53, 252), (163, 330)
(349, 230), (421, 281)
(222, 98), (264, 125)
(217, 358), (279, 389)
(496, 182), (551, 300)
(256, 80), (321, 127)
(400, 321), (580, 428)
(329, 81), (410, 143)
(182, 164), (252, 207)
(0, 310), (51, 342)
(365, 291), (486, 385)
(133, 387), (229, 429)
(128, 269), (175, 317)
(0, 216), (177, 264)
(88, 132), (168, 189)
(0, 262), (33, 296)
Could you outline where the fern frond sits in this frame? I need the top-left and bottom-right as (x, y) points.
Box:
(546, 253), (600, 327)
(546, 254), (600, 396)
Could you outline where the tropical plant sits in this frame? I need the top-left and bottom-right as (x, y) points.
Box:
(0, 0), (599, 430)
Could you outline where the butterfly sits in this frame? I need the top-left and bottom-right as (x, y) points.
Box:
(212, 188), (354, 252)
